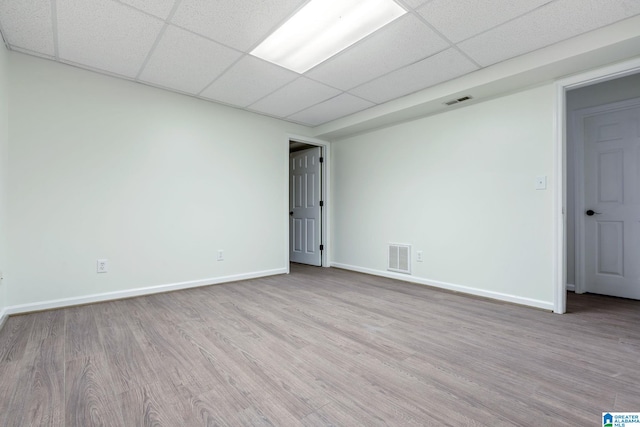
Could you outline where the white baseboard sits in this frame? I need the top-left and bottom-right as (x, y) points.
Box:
(566, 283), (576, 292)
(0, 308), (8, 330)
(330, 263), (554, 311)
(5, 268), (287, 316)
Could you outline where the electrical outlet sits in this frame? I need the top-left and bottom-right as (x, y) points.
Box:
(217, 250), (224, 261)
(97, 259), (108, 273)
(416, 251), (423, 262)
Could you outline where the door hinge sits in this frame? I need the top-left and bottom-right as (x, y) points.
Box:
(319, 157), (324, 163)
(319, 201), (324, 207)
(320, 244), (324, 251)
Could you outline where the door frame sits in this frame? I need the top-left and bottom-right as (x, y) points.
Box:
(286, 134), (331, 273)
(571, 98), (640, 296)
(554, 56), (640, 313)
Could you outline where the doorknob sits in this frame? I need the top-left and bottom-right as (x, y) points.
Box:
(585, 209), (601, 216)
(289, 211), (293, 216)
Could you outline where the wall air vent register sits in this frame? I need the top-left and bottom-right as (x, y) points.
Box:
(388, 243), (411, 274)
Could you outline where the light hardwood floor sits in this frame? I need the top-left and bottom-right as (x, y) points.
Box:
(1, 265), (639, 426)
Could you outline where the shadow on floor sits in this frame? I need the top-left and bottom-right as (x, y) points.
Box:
(566, 291), (640, 315)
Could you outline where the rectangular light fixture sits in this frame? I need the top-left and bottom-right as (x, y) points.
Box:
(250, 0), (407, 74)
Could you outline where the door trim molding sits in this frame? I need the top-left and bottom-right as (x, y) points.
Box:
(554, 56), (640, 314)
(287, 134), (331, 271)
(571, 97), (640, 295)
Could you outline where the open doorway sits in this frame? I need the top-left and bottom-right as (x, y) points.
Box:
(565, 72), (640, 303)
(289, 138), (329, 267)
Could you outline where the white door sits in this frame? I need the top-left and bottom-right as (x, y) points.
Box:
(290, 147), (322, 266)
(581, 102), (640, 299)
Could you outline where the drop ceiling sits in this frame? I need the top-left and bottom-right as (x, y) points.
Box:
(0, 0), (639, 127)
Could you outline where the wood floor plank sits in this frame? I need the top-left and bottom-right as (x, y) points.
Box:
(185, 388), (241, 426)
(0, 314), (35, 362)
(20, 337), (65, 427)
(301, 400), (383, 427)
(1, 264), (639, 425)
(219, 299), (312, 350)
(170, 322), (260, 408)
(297, 344), (487, 426)
(0, 361), (27, 427)
(65, 306), (103, 360)
(97, 304), (159, 395)
(235, 405), (278, 427)
(242, 398), (303, 427)
(118, 297), (220, 398)
(27, 309), (65, 343)
(111, 380), (195, 427)
(614, 389), (640, 411)
(64, 355), (122, 427)
(195, 321), (328, 419)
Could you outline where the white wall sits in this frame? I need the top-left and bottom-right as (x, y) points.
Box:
(7, 53), (309, 309)
(0, 44), (8, 320)
(565, 72), (640, 286)
(331, 84), (556, 308)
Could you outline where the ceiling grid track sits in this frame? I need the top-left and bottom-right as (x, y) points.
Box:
(0, 0), (638, 127)
(134, 0), (183, 81)
(50, 0), (59, 59)
(408, 9), (482, 69)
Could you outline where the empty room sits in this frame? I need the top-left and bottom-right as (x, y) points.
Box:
(1, 0), (639, 425)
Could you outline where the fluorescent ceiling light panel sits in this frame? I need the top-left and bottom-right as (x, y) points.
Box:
(251, 0), (406, 73)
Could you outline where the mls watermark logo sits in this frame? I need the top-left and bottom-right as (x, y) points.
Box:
(603, 412), (640, 427)
(604, 413), (613, 427)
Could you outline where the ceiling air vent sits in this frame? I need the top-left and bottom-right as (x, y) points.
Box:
(388, 243), (411, 274)
(444, 95), (473, 106)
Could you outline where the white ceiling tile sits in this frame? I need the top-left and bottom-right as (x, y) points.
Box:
(201, 56), (298, 107)
(307, 14), (448, 91)
(417, 0), (553, 43)
(2, 0), (638, 126)
(0, 0), (54, 55)
(139, 25), (241, 95)
(350, 49), (478, 104)
(119, 0), (177, 19)
(458, 0), (640, 67)
(172, 0), (307, 51)
(248, 78), (341, 118)
(57, 0), (164, 77)
(288, 94), (374, 126)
